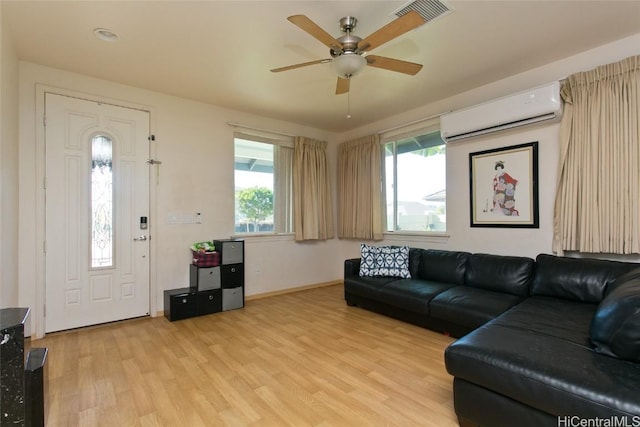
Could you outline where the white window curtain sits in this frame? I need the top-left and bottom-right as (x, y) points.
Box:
(293, 137), (334, 241)
(337, 134), (383, 240)
(553, 55), (640, 254)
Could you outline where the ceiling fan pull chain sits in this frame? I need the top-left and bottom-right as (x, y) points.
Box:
(347, 86), (352, 119)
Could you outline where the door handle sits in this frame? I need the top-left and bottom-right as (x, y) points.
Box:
(133, 235), (148, 241)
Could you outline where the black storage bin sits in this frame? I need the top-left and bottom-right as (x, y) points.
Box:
(197, 289), (223, 315)
(164, 288), (197, 321)
(221, 264), (244, 288)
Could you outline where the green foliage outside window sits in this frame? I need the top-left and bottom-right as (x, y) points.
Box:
(237, 187), (273, 228)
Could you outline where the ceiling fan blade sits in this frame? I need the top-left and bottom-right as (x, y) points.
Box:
(270, 58), (331, 73)
(287, 15), (343, 53)
(366, 55), (423, 75)
(358, 11), (425, 52)
(336, 77), (350, 95)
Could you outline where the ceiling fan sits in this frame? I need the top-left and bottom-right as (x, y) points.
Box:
(271, 11), (426, 95)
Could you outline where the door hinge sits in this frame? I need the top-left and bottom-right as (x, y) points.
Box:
(43, 304), (46, 318)
(148, 135), (155, 141)
(43, 240), (46, 253)
(43, 114), (47, 127)
(43, 177), (47, 190)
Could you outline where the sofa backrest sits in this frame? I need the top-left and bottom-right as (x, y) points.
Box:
(590, 266), (640, 363)
(408, 248), (423, 279)
(465, 253), (535, 297)
(415, 249), (470, 285)
(531, 254), (639, 303)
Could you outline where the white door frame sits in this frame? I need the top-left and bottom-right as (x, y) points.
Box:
(34, 84), (158, 338)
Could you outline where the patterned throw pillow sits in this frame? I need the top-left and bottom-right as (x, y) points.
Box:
(377, 246), (411, 278)
(359, 244), (411, 278)
(359, 243), (380, 277)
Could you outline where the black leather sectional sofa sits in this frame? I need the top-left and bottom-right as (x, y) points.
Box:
(343, 248), (640, 426)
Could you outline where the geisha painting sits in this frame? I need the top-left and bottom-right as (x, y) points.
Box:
(469, 142), (539, 228)
(492, 161), (518, 216)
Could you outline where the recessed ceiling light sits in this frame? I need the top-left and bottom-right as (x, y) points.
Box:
(93, 28), (119, 42)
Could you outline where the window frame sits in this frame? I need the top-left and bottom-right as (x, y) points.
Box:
(233, 131), (294, 236)
(380, 120), (448, 236)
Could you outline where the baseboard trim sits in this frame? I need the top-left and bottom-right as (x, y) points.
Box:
(246, 280), (342, 301)
(153, 281), (343, 317)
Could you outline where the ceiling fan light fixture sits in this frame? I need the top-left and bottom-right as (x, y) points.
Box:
(332, 53), (366, 78)
(93, 28), (119, 42)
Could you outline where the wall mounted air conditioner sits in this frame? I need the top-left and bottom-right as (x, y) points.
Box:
(440, 81), (562, 143)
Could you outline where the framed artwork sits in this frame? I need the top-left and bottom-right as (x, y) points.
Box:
(469, 141), (539, 228)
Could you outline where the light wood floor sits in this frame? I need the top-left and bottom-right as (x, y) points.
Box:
(31, 284), (458, 426)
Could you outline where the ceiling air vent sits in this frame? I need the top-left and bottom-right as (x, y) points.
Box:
(392, 0), (453, 24)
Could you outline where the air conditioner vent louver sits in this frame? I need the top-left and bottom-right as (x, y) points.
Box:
(393, 0), (453, 24)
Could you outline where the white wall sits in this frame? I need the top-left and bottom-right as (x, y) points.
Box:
(340, 33), (640, 261)
(0, 4), (20, 307)
(18, 62), (349, 337)
(16, 33), (640, 336)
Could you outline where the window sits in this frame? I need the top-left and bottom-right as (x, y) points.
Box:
(234, 133), (293, 234)
(384, 129), (446, 232)
(91, 135), (114, 268)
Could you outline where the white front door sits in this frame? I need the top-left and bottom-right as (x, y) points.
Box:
(44, 93), (150, 333)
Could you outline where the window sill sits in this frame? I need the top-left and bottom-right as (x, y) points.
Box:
(382, 231), (450, 244)
(230, 233), (295, 243)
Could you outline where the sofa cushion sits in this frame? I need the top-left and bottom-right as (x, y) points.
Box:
(590, 267), (640, 363)
(491, 296), (596, 345)
(376, 279), (454, 314)
(453, 378), (558, 427)
(358, 244), (411, 278)
(416, 249), (470, 285)
(446, 325), (640, 418)
(408, 248), (423, 279)
(343, 275), (398, 300)
(430, 286), (522, 330)
(531, 254), (638, 303)
(465, 253), (534, 297)
(606, 265), (640, 295)
(445, 298), (640, 418)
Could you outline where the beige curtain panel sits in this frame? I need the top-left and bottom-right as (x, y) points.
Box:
(337, 134), (383, 240)
(553, 55), (640, 254)
(293, 137), (334, 241)
(274, 145), (293, 234)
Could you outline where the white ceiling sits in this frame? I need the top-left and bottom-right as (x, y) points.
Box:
(4, 1), (640, 132)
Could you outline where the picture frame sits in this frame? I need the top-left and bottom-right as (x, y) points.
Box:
(469, 141), (539, 228)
